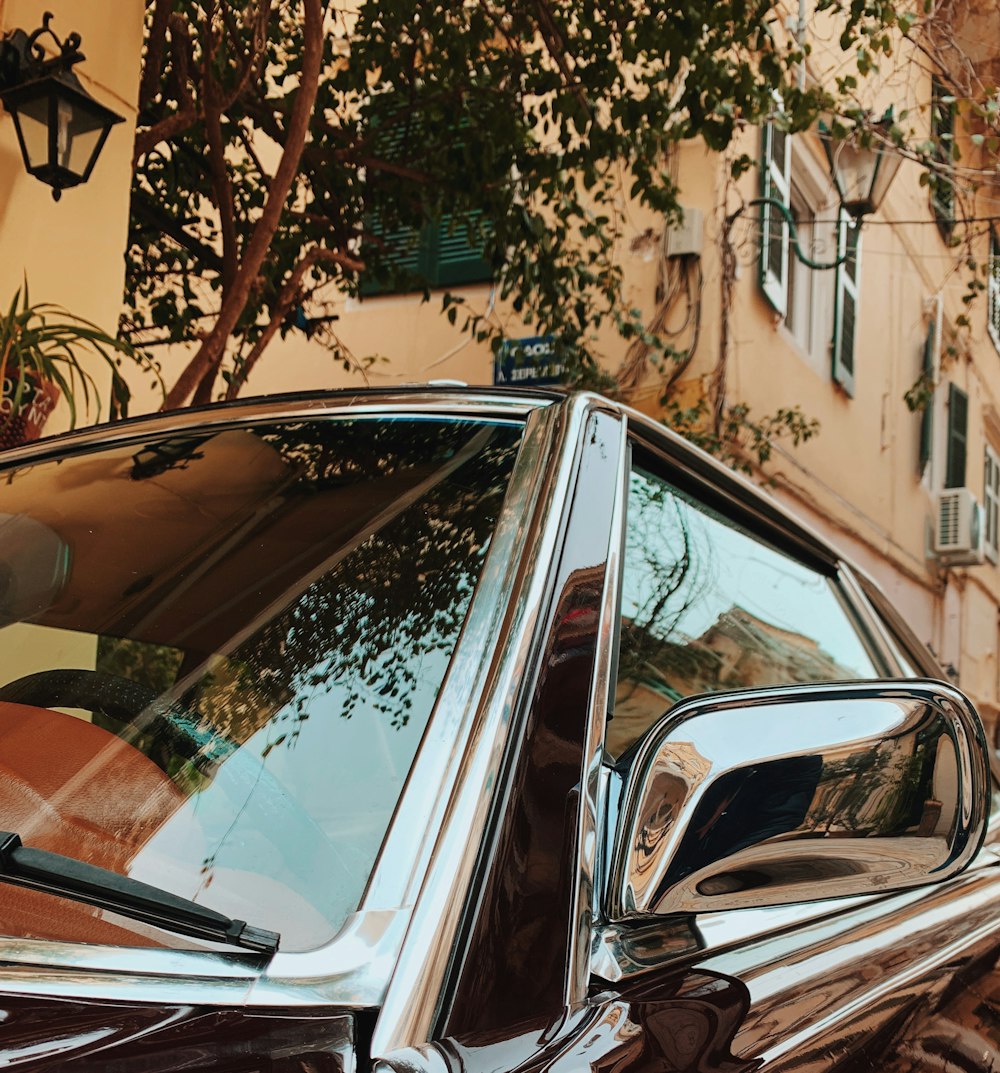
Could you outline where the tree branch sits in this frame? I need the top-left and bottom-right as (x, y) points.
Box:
(531, 0), (590, 115)
(225, 246), (365, 399)
(203, 69), (240, 295)
(163, 0), (326, 409)
(131, 197), (226, 275)
(134, 14), (198, 165)
(139, 0), (175, 112)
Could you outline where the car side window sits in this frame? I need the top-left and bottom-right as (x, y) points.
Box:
(609, 461), (881, 758)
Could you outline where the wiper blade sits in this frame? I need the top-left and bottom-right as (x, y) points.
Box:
(0, 832), (279, 956)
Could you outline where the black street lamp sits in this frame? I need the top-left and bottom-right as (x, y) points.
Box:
(820, 111), (904, 221)
(0, 12), (125, 201)
(743, 111), (902, 270)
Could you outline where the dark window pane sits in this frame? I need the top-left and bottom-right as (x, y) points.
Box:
(839, 288), (856, 376)
(930, 77), (956, 235)
(945, 383), (969, 488)
(767, 204), (784, 281)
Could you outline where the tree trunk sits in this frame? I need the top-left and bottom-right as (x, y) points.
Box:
(161, 0), (324, 410)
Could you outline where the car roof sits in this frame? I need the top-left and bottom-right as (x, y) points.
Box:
(0, 384), (846, 572)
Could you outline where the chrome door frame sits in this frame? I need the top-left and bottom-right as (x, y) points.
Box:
(371, 394), (627, 1055)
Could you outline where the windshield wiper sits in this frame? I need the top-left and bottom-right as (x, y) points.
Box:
(0, 832), (279, 956)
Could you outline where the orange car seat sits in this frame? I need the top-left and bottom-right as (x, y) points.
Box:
(0, 701), (183, 946)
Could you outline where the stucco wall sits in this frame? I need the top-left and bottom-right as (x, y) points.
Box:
(0, 0), (146, 433)
(135, 15), (998, 716)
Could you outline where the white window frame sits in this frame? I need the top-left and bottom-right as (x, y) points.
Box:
(985, 444), (1000, 563)
(759, 125), (842, 378)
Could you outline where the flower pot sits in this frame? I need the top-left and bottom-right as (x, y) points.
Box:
(0, 375), (60, 449)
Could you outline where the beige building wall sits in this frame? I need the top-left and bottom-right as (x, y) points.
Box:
(0, 0), (145, 433)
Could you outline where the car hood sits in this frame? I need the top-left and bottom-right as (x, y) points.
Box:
(0, 991), (358, 1071)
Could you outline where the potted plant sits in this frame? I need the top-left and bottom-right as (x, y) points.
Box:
(0, 282), (156, 449)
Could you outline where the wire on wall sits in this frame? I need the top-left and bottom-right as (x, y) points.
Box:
(617, 227), (703, 393)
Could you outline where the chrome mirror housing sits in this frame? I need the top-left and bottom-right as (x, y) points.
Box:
(607, 681), (989, 921)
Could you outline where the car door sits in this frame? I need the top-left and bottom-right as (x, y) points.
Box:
(371, 405), (1000, 1073)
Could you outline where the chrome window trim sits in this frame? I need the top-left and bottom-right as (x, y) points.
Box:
(0, 396), (553, 1008)
(565, 410), (628, 1009)
(370, 394), (606, 1057)
(0, 391), (555, 470)
(837, 564), (904, 678)
(361, 404), (559, 915)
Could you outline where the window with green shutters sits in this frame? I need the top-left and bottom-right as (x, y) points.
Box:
(984, 445), (1000, 562)
(945, 382), (968, 489)
(362, 213), (493, 295)
(930, 77), (956, 239)
(832, 210), (861, 396)
(360, 106), (493, 296)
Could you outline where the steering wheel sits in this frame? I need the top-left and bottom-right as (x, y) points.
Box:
(0, 668), (234, 773)
(0, 668), (353, 931)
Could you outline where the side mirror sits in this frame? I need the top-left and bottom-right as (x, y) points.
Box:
(607, 680), (989, 921)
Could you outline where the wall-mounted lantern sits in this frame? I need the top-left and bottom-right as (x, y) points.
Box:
(737, 110), (902, 271)
(0, 12), (124, 201)
(819, 111), (904, 221)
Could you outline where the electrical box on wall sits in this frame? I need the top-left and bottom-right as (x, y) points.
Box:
(666, 207), (704, 258)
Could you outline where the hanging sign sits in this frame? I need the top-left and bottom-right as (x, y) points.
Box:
(494, 336), (566, 386)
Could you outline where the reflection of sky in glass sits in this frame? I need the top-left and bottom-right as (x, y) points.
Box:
(130, 626), (449, 952)
(622, 471), (877, 677)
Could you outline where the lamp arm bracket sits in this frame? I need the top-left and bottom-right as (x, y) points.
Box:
(739, 196), (855, 271)
(27, 12), (84, 70)
(0, 12), (85, 88)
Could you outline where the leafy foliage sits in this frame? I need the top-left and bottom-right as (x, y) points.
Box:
(129, 0), (906, 414)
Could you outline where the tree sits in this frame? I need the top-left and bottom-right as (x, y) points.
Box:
(129, 0), (912, 413)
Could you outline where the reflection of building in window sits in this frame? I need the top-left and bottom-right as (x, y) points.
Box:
(611, 606), (860, 757)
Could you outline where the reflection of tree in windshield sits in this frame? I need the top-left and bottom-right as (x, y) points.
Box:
(185, 419), (523, 747)
(611, 467), (876, 758)
(616, 471), (712, 710)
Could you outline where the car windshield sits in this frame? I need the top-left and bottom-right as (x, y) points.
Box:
(0, 414), (524, 952)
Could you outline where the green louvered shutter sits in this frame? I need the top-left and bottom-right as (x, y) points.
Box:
(945, 382), (968, 489)
(360, 110), (426, 295)
(428, 211), (493, 287)
(832, 211), (861, 396)
(930, 77), (956, 238)
(759, 121), (791, 315)
(362, 104), (492, 294)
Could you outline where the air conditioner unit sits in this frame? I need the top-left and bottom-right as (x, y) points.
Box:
(933, 489), (986, 565)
